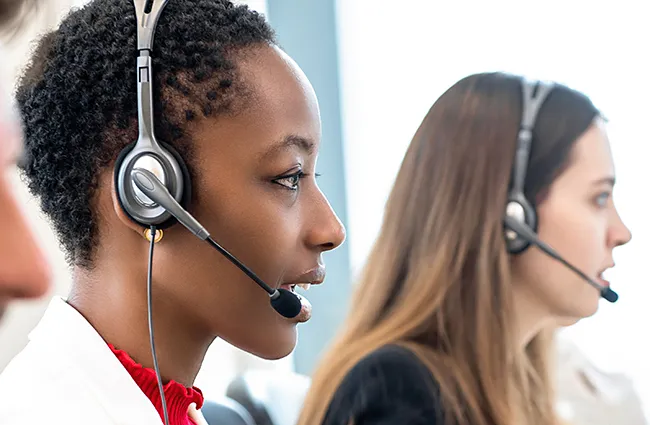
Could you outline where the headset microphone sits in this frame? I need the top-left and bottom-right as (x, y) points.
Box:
(504, 215), (618, 303)
(132, 168), (303, 318)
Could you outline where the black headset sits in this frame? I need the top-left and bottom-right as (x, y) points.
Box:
(504, 79), (554, 254)
(113, 0), (191, 229)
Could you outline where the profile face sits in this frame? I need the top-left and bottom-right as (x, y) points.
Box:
(512, 119), (631, 322)
(121, 45), (346, 359)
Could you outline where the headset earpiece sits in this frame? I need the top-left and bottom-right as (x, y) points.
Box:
(504, 193), (537, 254)
(504, 79), (554, 254)
(114, 140), (191, 229)
(114, 0), (191, 232)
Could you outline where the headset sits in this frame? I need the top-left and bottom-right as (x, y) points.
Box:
(503, 78), (618, 303)
(503, 80), (553, 255)
(114, 2), (302, 424)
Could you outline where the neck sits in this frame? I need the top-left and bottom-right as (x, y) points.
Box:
(512, 285), (555, 349)
(67, 260), (213, 387)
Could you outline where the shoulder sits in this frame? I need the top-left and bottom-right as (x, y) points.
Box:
(0, 340), (62, 401)
(0, 343), (112, 425)
(323, 344), (443, 425)
(342, 344), (435, 392)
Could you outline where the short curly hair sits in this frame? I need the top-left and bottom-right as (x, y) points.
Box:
(16, 0), (276, 267)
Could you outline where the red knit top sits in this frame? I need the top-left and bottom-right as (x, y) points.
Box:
(108, 344), (204, 425)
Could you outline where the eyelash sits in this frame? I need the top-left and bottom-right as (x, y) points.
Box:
(273, 171), (322, 191)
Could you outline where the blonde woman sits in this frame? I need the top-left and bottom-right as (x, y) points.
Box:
(298, 73), (631, 425)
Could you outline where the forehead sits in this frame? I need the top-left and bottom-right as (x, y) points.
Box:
(559, 118), (614, 184)
(237, 45), (321, 144)
(192, 45), (321, 162)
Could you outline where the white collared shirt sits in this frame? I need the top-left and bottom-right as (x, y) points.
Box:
(0, 296), (207, 425)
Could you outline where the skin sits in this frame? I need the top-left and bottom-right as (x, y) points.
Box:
(68, 45), (346, 386)
(0, 84), (51, 321)
(511, 118), (631, 346)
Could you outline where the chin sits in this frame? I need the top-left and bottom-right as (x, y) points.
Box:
(581, 294), (602, 318)
(258, 324), (298, 360)
(249, 344), (297, 361)
(256, 345), (295, 360)
(225, 322), (298, 360)
(557, 300), (599, 324)
(555, 315), (581, 327)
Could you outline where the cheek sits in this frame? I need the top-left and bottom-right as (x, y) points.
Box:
(204, 193), (300, 268)
(168, 184), (305, 325)
(537, 200), (605, 275)
(186, 194), (301, 356)
(512, 201), (606, 319)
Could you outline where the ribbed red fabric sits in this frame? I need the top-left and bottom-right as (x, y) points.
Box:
(108, 344), (204, 425)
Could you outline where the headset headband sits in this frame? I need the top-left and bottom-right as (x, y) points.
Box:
(510, 80), (554, 198)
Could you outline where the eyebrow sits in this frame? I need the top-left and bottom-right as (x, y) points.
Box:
(258, 134), (315, 162)
(592, 176), (616, 186)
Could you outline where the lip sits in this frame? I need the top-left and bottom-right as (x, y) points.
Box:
(597, 264), (615, 287)
(280, 266), (326, 290)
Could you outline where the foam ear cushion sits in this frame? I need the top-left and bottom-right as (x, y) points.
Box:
(113, 140), (193, 229)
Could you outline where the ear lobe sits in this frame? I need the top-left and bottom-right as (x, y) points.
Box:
(111, 172), (146, 235)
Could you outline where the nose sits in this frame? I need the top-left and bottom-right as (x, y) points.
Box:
(306, 189), (346, 252)
(610, 208), (632, 248)
(0, 174), (51, 301)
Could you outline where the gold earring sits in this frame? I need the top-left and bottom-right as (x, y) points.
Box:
(143, 228), (164, 244)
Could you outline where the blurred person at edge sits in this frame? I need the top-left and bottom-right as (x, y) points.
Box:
(0, 0), (51, 323)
